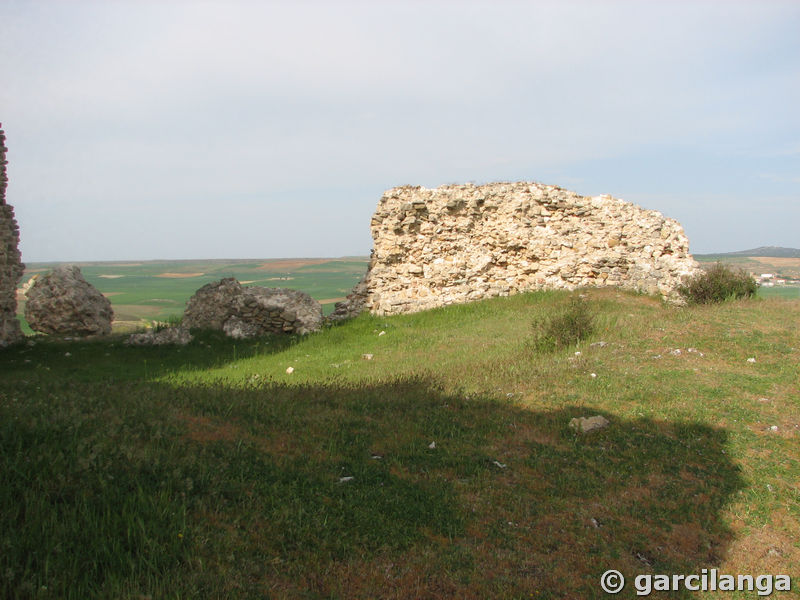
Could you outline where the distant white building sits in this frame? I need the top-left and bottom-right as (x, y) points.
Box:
(760, 273), (773, 279)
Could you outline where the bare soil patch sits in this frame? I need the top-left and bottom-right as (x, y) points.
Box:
(258, 258), (332, 271)
(98, 274), (125, 279)
(318, 297), (346, 304)
(750, 257), (800, 267)
(112, 304), (162, 318)
(156, 272), (205, 278)
(179, 414), (247, 444)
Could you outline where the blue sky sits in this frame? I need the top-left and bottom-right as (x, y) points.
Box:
(1, 0), (798, 261)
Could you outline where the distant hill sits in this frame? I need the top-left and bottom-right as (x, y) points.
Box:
(696, 246), (800, 258)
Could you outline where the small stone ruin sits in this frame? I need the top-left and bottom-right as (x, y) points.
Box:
(126, 326), (194, 346)
(24, 265), (114, 336)
(182, 278), (323, 338)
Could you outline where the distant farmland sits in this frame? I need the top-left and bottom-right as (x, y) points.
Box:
(17, 257), (369, 333)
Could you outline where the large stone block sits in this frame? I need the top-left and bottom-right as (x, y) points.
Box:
(183, 278), (323, 337)
(335, 182), (700, 318)
(25, 265), (113, 336)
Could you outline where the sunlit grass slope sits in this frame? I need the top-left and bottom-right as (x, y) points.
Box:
(1, 289), (798, 598)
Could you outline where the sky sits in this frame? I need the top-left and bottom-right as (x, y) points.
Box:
(1, 0), (798, 262)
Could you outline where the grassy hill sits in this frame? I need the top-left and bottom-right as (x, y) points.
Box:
(1, 289), (798, 598)
(697, 247), (800, 259)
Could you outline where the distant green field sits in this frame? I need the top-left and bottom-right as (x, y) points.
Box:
(758, 286), (800, 299)
(17, 257), (369, 331)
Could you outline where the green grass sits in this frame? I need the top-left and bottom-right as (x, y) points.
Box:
(1, 289), (799, 598)
(758, 286), (800, 300)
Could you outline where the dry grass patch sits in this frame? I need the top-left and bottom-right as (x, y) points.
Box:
(258, 258), (332, 270)
(156, 272), (205, 278)
(178, 413), (248, 444)
(722, 513), (800, 588)
(750, 256), (800, 267)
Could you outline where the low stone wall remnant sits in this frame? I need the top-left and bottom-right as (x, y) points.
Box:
(335, 182), (699, 317)
(183, 278), (323, 337)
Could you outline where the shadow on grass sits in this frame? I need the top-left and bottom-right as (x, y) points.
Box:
(0, 329), (301, 383)
(0, 376), (744, 599)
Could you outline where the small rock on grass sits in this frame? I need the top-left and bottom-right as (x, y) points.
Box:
(286, 367), (294, 374)
(126, 327), (193, 346)
(569, 415), (610, 433)
(362, 353), (374, 360)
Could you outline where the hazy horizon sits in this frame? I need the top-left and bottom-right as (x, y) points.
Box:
(2, 1), (798, 262)
(19, 245), (800, 267)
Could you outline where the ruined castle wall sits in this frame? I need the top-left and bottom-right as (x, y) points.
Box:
(0, 124), (25, 345)
(360, 182), (699, 316)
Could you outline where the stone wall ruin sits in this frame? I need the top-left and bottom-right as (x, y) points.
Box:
(0, 124), (25, 345)
(337, 182), (699, 317)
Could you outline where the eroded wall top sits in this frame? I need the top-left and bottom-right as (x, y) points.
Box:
(0, 124), (7, 206)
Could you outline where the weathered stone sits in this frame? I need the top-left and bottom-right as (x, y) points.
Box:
(0, 124), (25, 346)
(328, 271), (370, 323)
(126, 326), (193, 346)
(569, 415), (610, 433)
(338, 182), (700, 318)
(222, 316), (262, 339)
(183, 277), (323, 337)
(25, 265), (113, 336)
(182, 277), (241, 331)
